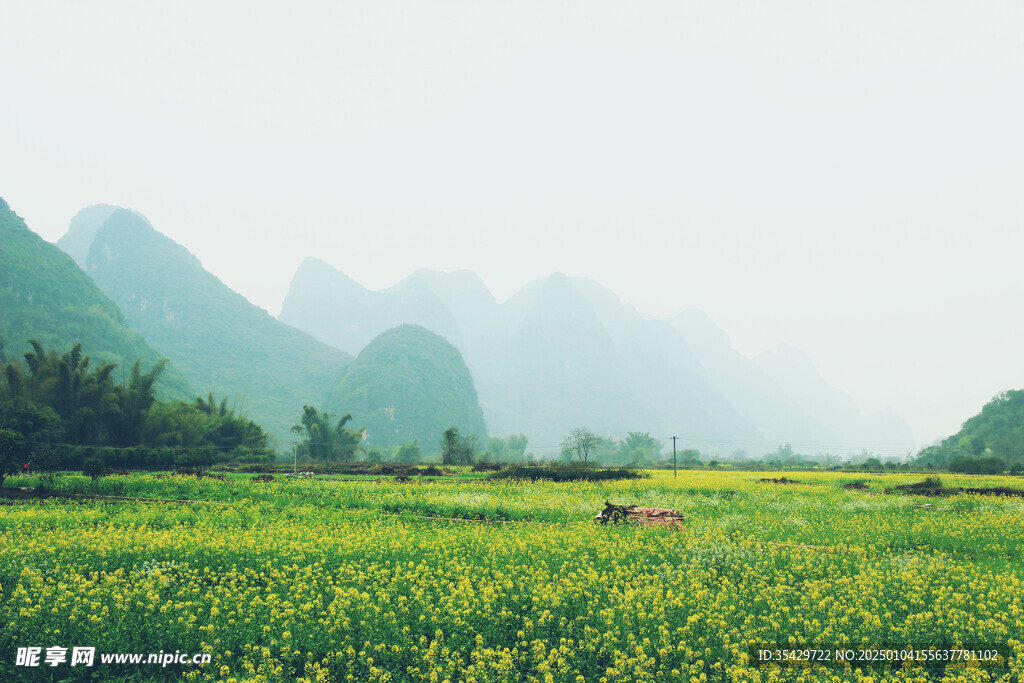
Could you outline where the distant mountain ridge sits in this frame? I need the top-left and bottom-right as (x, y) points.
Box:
(279, 257), (463, 355)
(46, 199), (915, 456)
(0, 197), (191, 398)
(280, 259), (916, 453)
(60, 206), (352, 445)
(754, 344), (914, 449)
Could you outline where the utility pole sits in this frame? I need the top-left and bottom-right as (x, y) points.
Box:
(671, 436), (678, 478)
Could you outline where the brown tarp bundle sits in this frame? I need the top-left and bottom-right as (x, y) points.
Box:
(594, 500), (685, 529)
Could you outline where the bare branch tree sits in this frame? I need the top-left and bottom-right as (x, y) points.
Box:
(562, 427), (602, 464)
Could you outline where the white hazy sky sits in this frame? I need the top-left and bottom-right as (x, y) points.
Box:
(2, 2), (1022, 448)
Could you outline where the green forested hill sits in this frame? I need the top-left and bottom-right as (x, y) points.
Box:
(77, 208), (352, 447)
(324, 324), (486, 452)
(916, 389), (1024, 469)
(0, 197), (191, 398)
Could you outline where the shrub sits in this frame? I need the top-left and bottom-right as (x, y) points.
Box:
(32, 446), (61, 487)
(487, 466), (649, 483)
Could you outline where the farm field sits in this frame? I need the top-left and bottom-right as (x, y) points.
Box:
(1, 471), (1023, 682)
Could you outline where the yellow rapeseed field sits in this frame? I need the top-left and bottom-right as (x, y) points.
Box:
(0, 471), (1022, 681)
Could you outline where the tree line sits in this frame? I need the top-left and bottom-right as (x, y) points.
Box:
(0, 339), (272, 471)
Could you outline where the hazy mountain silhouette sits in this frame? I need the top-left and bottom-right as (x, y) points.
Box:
(63, 207), (352, 445)
(282, 262), (915, 454)
(486, 274), (760, 447)
(324, 324), (486, 451)
(279, 257), (462, 355)
(755, 345), (915, 450)
(0, 197), (191, 398)
(401, 269), (505, 369)
(40, 197), (915, 456)
(668, 311), (843, 448)
(492, 273), (633, 442)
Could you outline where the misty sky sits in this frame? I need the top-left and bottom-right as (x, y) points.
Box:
(2, 2), (1022, 448)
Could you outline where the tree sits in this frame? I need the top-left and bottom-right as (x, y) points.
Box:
(485, 434), (528, 463)
(441, 427), (460, 466)
(775, 443), (794, 460)
(0, 397), (62, 444)
(82, 457), (105, 482)
(21, 340), (121, 445)
(861, 457), (884, 471)
(2, 339), (274, 462)
(562, 427), (602, 464)
(32, 446), (61, 488)
(111, 358), (167, 447)
(506, 434), (528, 461)
(440, 427), (478, 465)
(459, 433), (478, 466)
(679, 449), (701, 468)
(394, 440), (422, 463)
(291, 405), (364, 462)
(621, 432), (662, 463)
(0, 428), (26, 488)
(0, 458), (18, 489)
(1, 340), (172, 449)
(144, 394), (271, 463)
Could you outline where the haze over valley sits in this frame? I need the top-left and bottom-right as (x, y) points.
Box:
(3, 199), (918, 458)
(3, 2), (1022, 458)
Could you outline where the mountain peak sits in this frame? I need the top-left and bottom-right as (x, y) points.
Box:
(86, 208), (199, 274)
(0, 199), (192, 398)
(293, 257), (368, 294)
(58, 204), (151, 268)
(79, 210), (352, 443)
(280, 259), (460, 355)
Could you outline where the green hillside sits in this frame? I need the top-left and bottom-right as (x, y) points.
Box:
(0, 197), (190, 398)
(324, 325), (486, 452)
(77, 208), (352, 447)
(916, 390), (1024, 471)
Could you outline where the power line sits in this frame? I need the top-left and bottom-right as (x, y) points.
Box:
(652, 435), (914, 453)
(485, 435), (915, 453)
